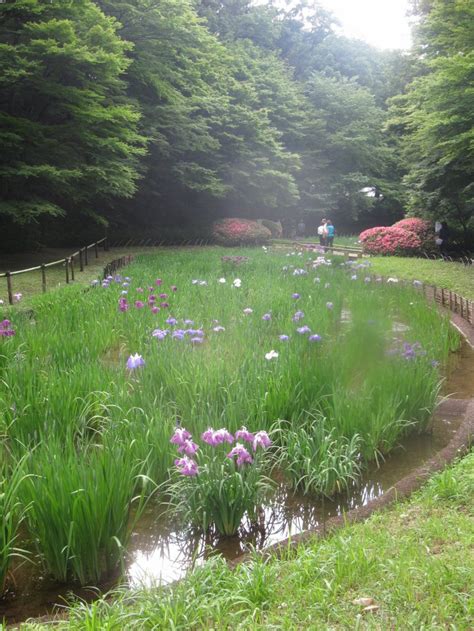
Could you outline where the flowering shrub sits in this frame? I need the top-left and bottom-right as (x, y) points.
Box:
(212, 218), (271, 246)
(392, 218), (434, 252)
(168, 425), (273, 536)
(359, 226), (422, 256)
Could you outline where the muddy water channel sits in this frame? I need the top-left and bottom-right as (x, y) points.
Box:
(2, 341), (473, 625)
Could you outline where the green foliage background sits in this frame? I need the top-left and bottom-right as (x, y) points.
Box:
(0, 0), (472, 246)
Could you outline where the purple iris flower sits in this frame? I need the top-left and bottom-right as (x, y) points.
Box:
(170, 427), (192, 446)
(152, 329), (169, 340)
(279, 334), (289, 341)
(135, 300), (144, 309)
(326, 302), (334, 310)
(159, 293), (168, 299)
(156, 278), (162, 286)
(201, 428), (234, 446)
(175, 456), (199, 477)
(126, 354), (145, 370)
(184, 319), (194, 325)
(262, 313), (272, 321)
(227, 443), (253, 466)
(151, 306), (160, 314)
(235, 427), (254, 444)
(160, 302), (169, 309)
(0, 319), (15, 337)
(252, 431), (272, 451)
(171, 285), (178, 292)
(190, 337), (203, 344)
(308, 334), (322, 342)
(119, 299), (128, 312)
(172, 330), (185, 340)
(297, 325), (311, 334)
(292, 293), (300, 300)
(292, 311), (304, 322)
(166, 317), (178, 326)
(177, 439), (199, 456)
(136, 287), (144, 293)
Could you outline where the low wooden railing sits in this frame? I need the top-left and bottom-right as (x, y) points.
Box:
(0, 237), (108, 304)
(103, 255), (134, 279)
(360, 275), (473, 326)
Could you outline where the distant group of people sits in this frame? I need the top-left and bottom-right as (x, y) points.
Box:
(317, 218), (335, 248)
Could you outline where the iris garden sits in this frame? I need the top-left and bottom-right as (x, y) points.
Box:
(0, 247), (459, 593)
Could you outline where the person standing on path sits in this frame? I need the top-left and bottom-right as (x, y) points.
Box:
(318, 218), (327, 247)
(325, 220), (335, 249)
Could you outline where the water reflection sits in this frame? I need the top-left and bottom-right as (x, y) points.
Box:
(126, 474), (391, 588)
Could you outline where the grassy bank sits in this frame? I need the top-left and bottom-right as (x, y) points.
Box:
(20, 452), (474, 630)
(0, 247), (153, 306)
(369, 257), (474, 301)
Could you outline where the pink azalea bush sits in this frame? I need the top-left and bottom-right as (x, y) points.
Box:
(212, 218), (272, 246)
(392, 218), (434, 252)
(359, 226), (422, 256)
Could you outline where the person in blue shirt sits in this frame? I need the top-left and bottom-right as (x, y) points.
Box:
(325, 220), (335, 248)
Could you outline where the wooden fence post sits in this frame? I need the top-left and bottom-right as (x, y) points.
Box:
(84, 246), (88, 266)
(79, 248), (84, 272)
(65, 258), (69, 284)
(6, 272), (13, 305)
(41, 265), (46, 293)
(70, 256), (75, 281)
(95, 242), (99, 259)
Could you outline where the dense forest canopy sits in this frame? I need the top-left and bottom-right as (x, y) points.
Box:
(0, 0), (472, 247)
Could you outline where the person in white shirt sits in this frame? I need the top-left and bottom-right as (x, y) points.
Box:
(317, 218), (327, 246)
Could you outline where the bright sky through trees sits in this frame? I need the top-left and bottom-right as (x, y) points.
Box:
(320, 0), (413, 49)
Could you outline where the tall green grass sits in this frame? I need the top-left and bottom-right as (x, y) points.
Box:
(22, 437), (148, 585)
(0, 246), (460, 581)
(274, 417), (362, 496)
(0, 457), (28, 595)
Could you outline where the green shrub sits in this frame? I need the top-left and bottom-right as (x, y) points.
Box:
(259, 219), (283, 238)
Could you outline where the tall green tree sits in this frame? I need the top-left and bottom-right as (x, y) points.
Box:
(298, 73), (401, 226)
(97, 0), (300, 228)
(0, 0), (145, 226)
(390, 0), (474, 239)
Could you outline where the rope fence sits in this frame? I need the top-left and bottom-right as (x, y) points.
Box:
(0, 237), (108, 305)
(2, 239), (472, 326)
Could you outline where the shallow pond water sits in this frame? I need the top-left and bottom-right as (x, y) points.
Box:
(2, 341), (473, 624)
